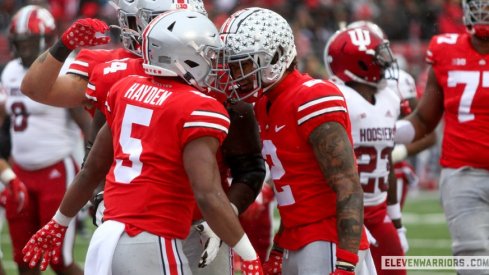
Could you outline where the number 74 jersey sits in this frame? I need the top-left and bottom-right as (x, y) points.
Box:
(427, 32), (489, 170)
(338, 84), (401, 207)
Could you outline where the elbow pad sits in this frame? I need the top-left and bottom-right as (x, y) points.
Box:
(226, 153), (266, 198)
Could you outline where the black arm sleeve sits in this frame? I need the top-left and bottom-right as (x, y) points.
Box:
(223, 101), (266, 198)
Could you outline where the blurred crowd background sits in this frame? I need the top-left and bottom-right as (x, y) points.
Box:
(0, 0), (466, 79)
(0, 0), (462, 189)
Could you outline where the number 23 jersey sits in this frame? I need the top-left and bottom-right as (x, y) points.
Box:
(338, 84), (400, 206)
(427, 32), (489, 170)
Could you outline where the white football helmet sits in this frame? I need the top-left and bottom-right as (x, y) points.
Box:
(220, 7), (297, 101)
(136, 0), (207, 33)
(142, 10), (227, 93)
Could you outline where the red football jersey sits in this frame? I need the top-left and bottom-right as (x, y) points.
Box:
(67, 48), (135, 78)
(427, 33), (489, 170)
(103, 75), (230, 239)
(86, 57), (145, 115)
(255, 70), (368, 250)
(86, 57), (231, 222)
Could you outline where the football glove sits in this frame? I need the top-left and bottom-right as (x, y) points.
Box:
(22, 219), (68, 270)
(61, 18), (110, 50)
(392, 144), (408, 164)
(7, 178), (28, 213)
(241, 257), (264, 275)
(397, 226), (409, 253)
(194, 221), (222, 268)
(90, 191), (105, 227)
(262, 249), (282, 275)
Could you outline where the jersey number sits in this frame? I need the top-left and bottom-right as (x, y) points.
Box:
(448, 71), (489, 123)
(355, 146), (392, 193)
(262, 140), (295, 206)
(104, 62), (128, 75)
(10, 102), (28, 132)
(113, 104), (153, 183)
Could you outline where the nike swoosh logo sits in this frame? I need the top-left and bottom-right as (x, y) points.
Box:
(275, 125), (285, 132)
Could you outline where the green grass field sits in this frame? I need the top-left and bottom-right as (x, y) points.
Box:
(0, 190), (453, 275)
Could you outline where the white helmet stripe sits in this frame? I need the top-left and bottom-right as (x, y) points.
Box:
(16, 6), (36, 34)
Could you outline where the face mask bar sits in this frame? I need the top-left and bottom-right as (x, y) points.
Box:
(117, 9), (141, 56)
(225, 51), (274, 101)
(203, 45), (232, 96)
(464, 0), (489, 26)
(376, 42), (398, 81)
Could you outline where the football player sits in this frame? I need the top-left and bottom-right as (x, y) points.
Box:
(395, 1), (489, 274)
(0, 159), (28, 275)
(22, 10), (264, 275)
(325, 26), (406, 275)
(346, 21), (437, 209)
(83, 1), (265, 274)
(221, 7), (372, 275)
(1, 5), (90, 275)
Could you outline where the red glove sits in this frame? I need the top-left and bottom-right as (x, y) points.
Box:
(22, 219), (68, 271)
(61, 18), (110, 50)
(262, 249), (282, 275)
(7, 178), (28, 213)
(241, 257), (264, 275)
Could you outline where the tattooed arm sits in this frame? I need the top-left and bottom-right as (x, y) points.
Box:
(20, 51), (89, 107)
(309, 121), (363, 254)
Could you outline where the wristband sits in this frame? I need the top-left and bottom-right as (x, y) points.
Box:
(394, 120), (415, 144)
(336, 260), (356, 272)
(387, 203), (402, 220)
(49, 40), (72, 62)
(0, 168), (16, 185)
(53, 209), (74, 227)
(336, 247), (358, 265)
(233, 234), (257, 261)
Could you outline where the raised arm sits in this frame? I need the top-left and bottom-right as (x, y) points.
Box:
(20, 18), (110, 107)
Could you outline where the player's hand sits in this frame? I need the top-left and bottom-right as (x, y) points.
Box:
(22, 219), (68, 270)
(241, 257), (264, 275)
(397, 226), (409, 253)
(262, 249), (282, 275)
(61, 18), (110, 50)
(195, 221), (222, 268)
(392, 144), (408, 164)
(89, 191), (105, 227)
(7, 178), (28, 213)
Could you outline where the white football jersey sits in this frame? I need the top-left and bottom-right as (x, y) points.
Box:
(338, 84), (401, 206)
(387, 69), (417, 100)
(1, 58), (80, 170)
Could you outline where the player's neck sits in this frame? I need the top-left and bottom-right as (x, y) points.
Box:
(470, 35), (489, 55)
(348, 82), (377, 104)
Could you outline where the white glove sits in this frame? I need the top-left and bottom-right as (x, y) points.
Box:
(391, 144), (408, 164)
(397, 226), (409, 253)
(194, 221), (222, 268)
(95, 199), (105, 227)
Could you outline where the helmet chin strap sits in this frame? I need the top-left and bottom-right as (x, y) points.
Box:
(345, 70), (383, 89)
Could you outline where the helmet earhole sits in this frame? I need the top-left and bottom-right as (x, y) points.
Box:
(358, 61), (368, 71)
